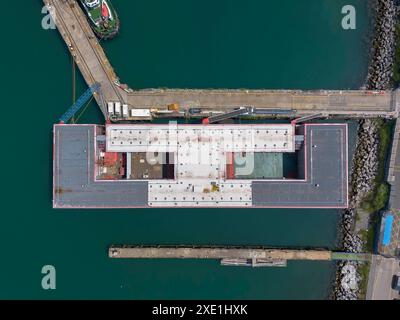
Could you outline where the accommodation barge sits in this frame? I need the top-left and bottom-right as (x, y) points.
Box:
(53, 122), (348, 209)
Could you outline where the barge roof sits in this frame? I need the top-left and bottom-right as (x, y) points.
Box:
(106, 124), (295, 153)
(53, 123), (348, 209)
(253, 124), (348, 208)
(53, 125), (148, 208)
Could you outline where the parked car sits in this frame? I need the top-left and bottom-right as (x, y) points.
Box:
(392, 274), (400, 291)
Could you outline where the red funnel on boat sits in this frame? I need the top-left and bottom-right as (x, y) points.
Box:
(102, 2), (110, 19)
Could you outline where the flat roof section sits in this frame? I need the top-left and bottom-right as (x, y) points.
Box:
(53, 123), (348, 209)
(252, 124), (348, 208)
(53, 125), (148, 208)
(235, 153), (284, 179)
(106, 124), (295, 154)
(148, 181), (252, 207)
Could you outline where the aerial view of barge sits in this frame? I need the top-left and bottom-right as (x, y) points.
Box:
(53, 122), (349, 209)
(41, 0), (400, 301)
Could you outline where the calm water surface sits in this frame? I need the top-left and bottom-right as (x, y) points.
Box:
(0, 0), (370, 299)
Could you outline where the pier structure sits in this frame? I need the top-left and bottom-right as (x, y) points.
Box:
(125, 89), (400, 119)
(45, 0), (400, 122)
(108, 246), (372, 267)
(44, 0), (127, 115)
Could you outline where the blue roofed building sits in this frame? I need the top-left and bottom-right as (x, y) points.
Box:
(378, 211), (400, 257)
(382, 215), (394, 246)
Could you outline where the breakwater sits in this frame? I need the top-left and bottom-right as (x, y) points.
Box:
(366, 0), (398, 90)
(350, 120), (380, 207)
(333, 0), (399, 300)
(333, 120), (380, 300)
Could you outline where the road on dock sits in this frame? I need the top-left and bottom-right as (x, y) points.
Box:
(44, 0), (400, 120)
(367, 255), (400, 300)
(126, 89), (400, 117)
(44, 0), (126, 115)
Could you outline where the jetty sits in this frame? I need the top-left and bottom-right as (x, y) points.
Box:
(44, 0), (126, 115)
(109, 246), (371, 266)
(44, 0), (400, 121)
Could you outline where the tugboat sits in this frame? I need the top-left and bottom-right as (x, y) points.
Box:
(79, 0), (120, 40)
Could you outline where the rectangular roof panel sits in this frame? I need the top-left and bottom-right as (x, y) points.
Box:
(106, 124), (295, 153)
(53, 125), (148, 208)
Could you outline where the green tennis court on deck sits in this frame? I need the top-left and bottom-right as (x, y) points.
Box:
(234, 153), (283, 179)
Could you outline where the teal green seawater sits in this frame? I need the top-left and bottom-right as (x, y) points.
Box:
(0, 0), (370, 299)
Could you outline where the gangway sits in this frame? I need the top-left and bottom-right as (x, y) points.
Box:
(203, 106), (254, 124)
(292, 113), (324, 124)
(59, 83), (101, 124)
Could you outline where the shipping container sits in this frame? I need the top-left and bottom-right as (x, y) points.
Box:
(107, 102), (114, 114)
(131, 109), (151, 117)
(122, 104), (129, 117)
(114, 102), (121, 115)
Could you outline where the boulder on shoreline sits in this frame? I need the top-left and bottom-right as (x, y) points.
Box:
(333, 117), (383, 300)
(365, 0), (398, 90)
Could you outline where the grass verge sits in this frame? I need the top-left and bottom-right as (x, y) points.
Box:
(360, 227), (375, 252)
(360, 119), (393, 214)
(358, 262), (371, 299)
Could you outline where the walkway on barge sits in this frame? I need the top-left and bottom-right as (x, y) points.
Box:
(44, 0), (400, 120)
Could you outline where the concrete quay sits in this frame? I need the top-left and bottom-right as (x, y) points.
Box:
(45, 0), (400, 121)
(109, 246), (371, 263)
(367, 255), (400, 300)
(44, 0), (126, 115)
(109, 246), (332, 261)
(127, 89), (400, 118)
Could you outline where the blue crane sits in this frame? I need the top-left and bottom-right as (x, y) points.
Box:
(59, 82), (101, 124)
